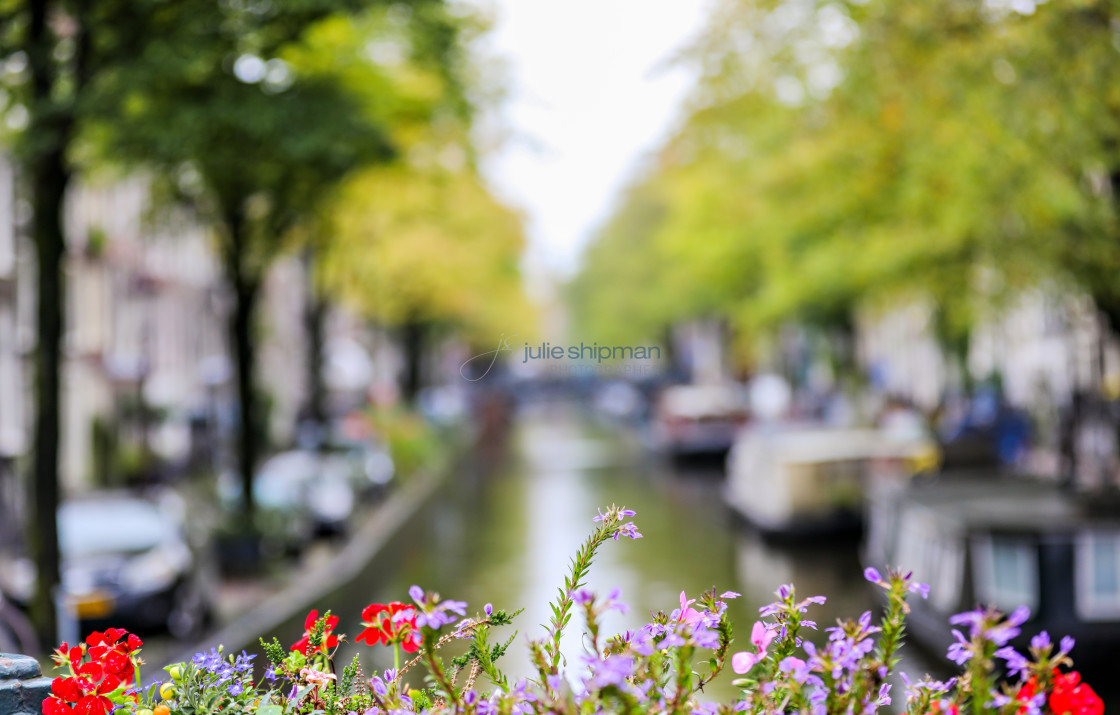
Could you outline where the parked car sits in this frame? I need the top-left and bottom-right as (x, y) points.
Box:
(0, 494), (215, 638)
(219, 449), (359, 548)
(653, 383), (749, 458)
(323, 436), (395, 499)
(310, 454), (359, 536)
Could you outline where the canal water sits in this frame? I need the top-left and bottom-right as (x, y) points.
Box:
(264, 401), (945, 702)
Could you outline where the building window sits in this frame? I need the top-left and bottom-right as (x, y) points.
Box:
(1075, 531), (1120, 621)
(973, 535), (1038, 614)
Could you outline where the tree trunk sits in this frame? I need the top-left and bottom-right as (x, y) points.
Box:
(26, 0), (69, 651)
(401, 318), (425, 405)
(29, 146), (67, 651)
(224, 213), (260, 521)
(303, 249), (327, 431)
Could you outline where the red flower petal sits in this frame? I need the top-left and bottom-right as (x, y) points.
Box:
(101, 651), (130, 676)
(96, 675), (121, 695)
(355, 627), (382, 645)
(52, 677), (82, 702)
(76, 663), (102, 681)
(75, 695), (112, 715)
(361, 603), (387, 622)
(43, 696), (76, 715)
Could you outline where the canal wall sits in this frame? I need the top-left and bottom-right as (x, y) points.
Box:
(159, 467), (446, 668)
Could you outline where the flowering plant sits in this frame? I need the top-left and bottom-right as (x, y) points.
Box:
(44, 505), (1103, 715)
(44, 628), (144, 715)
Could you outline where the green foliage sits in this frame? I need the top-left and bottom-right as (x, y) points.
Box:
(540, 505), (641, 674)
(305, 6), (534, 346)
(365, 406), (445, 478)
(260, 637), (287, 667)
(451, 607), (523, 690)
(573, 0), (1120, 357)
(309, 611), (331, 651)
(339, 652), (362, 696)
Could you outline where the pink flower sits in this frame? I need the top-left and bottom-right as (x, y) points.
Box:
(300, 667), (337, 686)
(732, 651), (763, 674)
(731, 622), (776, 674)
(750, 621), (776, 651)
(677, 592), (703, 626)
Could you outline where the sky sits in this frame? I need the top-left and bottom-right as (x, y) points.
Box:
(478, 0), (712, 285)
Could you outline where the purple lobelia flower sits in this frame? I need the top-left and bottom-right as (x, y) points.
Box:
(779, 656), (810, 684)
(947, 628), (974, 665)
(995, 646), (1030, 678)
(950, 605), (1030, 648)
(1030, 631), (1051, 651)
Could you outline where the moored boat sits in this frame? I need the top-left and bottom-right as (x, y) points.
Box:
(725, 424), (937, 538)
(863, 474), (1120, 664)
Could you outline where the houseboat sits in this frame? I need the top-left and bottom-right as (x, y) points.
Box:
(724, 424), (937, 538)
(863, 475), (1120, 663)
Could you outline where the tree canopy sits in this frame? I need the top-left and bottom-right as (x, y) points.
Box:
(572, 0), (1120, 366)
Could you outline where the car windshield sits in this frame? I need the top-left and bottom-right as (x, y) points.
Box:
(59, 500), (175, 557)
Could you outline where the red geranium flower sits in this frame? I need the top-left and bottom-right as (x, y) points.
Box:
(291, 609), (340, 656)
(927, 700), (959, 715)
(1015, 669), (1103, 715)
(43, 628), (142, 715)
(51, 677), (85, 703)
(1016, 675), (1039, 715)
(356, 601), (419, 653)
(1050, 670), (1103, 715)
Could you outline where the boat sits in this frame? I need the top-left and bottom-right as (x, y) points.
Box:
(652, 383), (749, 460)
(724, 424), (937, 538)
(863, 474), (1120, 663)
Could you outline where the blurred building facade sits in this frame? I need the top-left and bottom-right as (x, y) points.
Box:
(0, 155), (25, 537)
(0, 155), (373, 492)
(857, 293), (1118, 413)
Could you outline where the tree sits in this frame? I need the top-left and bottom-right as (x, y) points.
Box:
(95, 3), (413, 521)
(323, 163), (532, 400)
(575, 0), (1120, 384)
(1, 0), (205, 648)
(312, 7), (532, 402)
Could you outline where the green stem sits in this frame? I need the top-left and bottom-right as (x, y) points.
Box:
(424, 641), (458, 706)
(669, 645), (694, 715)
(394, 643), (400, 673)
(545, 524), (611, 673)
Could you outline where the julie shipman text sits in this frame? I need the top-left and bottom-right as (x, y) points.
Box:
(522, 342), (662, 364)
